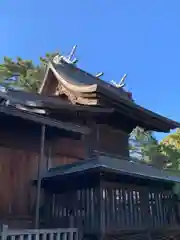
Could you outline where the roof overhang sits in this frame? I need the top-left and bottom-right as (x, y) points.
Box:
(37, 61), (180, 133)
(0, 105), (90, 135)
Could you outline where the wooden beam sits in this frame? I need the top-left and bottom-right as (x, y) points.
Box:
(35, 124), (46, 228)
(46, 104), (114, 113)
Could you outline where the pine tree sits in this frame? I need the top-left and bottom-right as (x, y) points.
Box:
(0, 52), (59, 92)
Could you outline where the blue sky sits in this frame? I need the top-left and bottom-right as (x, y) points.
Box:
(1, 0), (180, 139)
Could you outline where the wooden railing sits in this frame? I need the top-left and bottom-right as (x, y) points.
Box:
(1, 225), (78, 240)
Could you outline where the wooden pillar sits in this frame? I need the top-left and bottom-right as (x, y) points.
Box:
(47, 144), (52, 170)
(35, 124), (46, 228)
(83, 121), (99, 159)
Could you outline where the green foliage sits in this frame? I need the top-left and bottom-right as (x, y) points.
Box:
(129, 127), (159, 161)
(160, 129), (180, 170)
(40, 52), (59, 65)
(161, 130), (180, 196)
(130, 127), (180, 171)
(0, 52), (59, 92)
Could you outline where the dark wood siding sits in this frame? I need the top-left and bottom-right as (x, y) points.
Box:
(0, 147), (38, 217)
(0, 137), (84, 223)
(98, 125), (129, 157)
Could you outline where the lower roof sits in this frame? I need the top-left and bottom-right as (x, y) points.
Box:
(6, 106), (89, 134)
(2, 88), (180, 133)
(42, 155), (180, 184)
(0, 89), (90, 135)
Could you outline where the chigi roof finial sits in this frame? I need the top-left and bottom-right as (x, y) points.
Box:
(67, 45), (78, 62)
(53, 45), (78, 65)
(95, 72), (104, 78)
(111, 73), (127, 88)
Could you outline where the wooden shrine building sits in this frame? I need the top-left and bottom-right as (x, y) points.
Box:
(0, 50), (180, 239)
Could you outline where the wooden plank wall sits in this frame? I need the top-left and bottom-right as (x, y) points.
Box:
(0, 138), (83, 227)
(0, 147), (38, 217)
(98, 125), (129, 157)
(49, 138), (86, 168)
